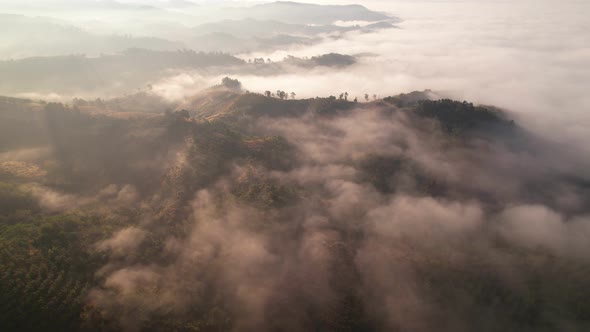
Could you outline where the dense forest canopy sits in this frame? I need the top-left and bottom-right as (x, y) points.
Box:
(1, 85), (590, 331)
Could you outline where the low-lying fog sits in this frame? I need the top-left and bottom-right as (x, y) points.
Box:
(1, 0), (587, 162)
(233, 0), (590, 156)
(2, 1), (590, 331)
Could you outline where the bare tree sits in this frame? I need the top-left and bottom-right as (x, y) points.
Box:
(290, 92), (296, 99)
(364, 93), (369, 102)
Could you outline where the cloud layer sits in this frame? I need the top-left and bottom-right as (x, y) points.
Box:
(231, 0), (590, 154)
(88, 104), (590, 331)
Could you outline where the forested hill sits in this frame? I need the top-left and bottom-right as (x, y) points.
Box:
(0, 50), (243, 95)
(1, 87), (590, 331)
(0, 51), (358, 96)
(0, 2), (398, 59)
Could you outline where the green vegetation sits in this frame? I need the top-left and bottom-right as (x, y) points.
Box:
(282, 53), (357, 68)
(0, 50), (244, 96)
(0, 198), (113, 331)
(0, 182), (38, 220)
(0, 90), (589, 331)
(415, 99), (512, 133)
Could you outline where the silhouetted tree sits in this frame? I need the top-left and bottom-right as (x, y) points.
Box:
(222, 77), (242, 90)
(290, 92), (296, 99)
(365, 93), (369, 102)
(276, 90), (287, 100)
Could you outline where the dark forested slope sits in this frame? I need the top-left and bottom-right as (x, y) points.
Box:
(1, 88), (590, 331)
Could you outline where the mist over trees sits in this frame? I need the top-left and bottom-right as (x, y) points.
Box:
(1, 86), (590, 330)
(0, 1), (377, 99)
(0, 2), (398, 59)
(0, 49), (243, 96)
(1, 1), (589, 331)
(0, 51), (360, 97)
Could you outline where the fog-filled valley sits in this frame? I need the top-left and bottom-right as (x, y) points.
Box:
(1, 1), (590, 331)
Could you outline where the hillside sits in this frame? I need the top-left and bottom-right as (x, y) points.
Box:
(0, 51), (359, 97)
(1, 2), (398, 59)
(1, 85), (590, 331)
(0, 50), (243, 95)
(0, 14), (184, 59)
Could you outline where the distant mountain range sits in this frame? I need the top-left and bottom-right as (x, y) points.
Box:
(0, 2), (398, 59)
(0, 14), (185, 59)
(224, 1), (395, 25)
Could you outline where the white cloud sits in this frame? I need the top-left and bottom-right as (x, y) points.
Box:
(235, 0), (590, 156)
